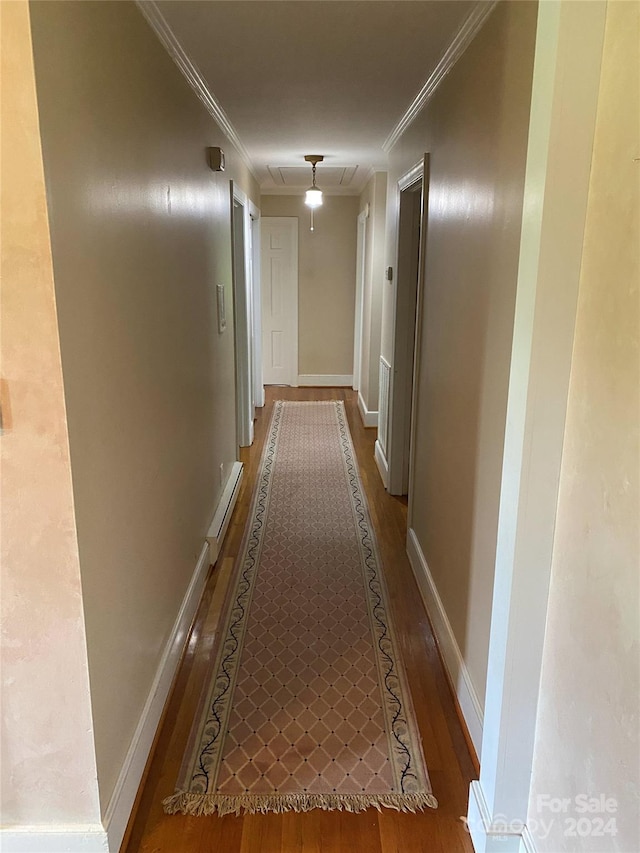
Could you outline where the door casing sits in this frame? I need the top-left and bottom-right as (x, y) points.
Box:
(387, 156), (430, 501)
(231, 183), (258, 447)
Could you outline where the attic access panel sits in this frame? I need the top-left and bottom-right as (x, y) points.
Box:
(267, 165), (359, 188)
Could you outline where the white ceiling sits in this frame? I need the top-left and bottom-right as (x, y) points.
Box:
(156, 0), (478, 193)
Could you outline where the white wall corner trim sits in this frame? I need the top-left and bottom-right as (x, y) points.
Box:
(406, 528), (483, 757)
(0, 826), (109, 853)
(103, 540), (211, 852)
(470, 2), (608, 842)
(374, 439), (389, 488)
(377, 357), (391, 455)
(467, 781), (537, 853)
(519, 826), (538, 853)
(207, 461), (244, 564)
(357, 391), (378, 428)
(382, 0), (498, 152)
(134, 1), (258, 181)
(297, 375), (353, 387)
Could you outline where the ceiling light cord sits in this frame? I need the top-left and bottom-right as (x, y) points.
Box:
(304, 155), (324, 231)
(310, 164), (317, 231)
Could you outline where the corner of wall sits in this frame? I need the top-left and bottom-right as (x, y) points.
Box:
(0, 0), (102, 833)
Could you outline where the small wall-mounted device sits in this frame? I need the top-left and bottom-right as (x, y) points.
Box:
(207, 147), (225, 172)
(386, 266), (393, 281)
(216, 284), (226, 333)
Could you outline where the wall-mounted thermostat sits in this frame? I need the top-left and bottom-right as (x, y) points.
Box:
(207, 147), (225, 172)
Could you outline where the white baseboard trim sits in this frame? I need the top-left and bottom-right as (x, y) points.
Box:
(103, 540), (211, 852)
(467, 781), (536, 853)
(206, 461), (243, 564)
(357, 391), (378, 428)
(0, 826), (109, 852)
(297, 374), (353, 387)
(374, 439), (389, 488)
(5, 470), (245, 853)
(406, 527), (483, 758)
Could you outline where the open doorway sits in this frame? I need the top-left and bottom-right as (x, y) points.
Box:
(352, 206), (369, 393)
(231, 184), (257, 448)
(387, 155), (430, 497)
(250, 211), (264, 409)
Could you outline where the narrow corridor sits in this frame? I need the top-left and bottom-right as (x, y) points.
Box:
(124, 388), (476, 853)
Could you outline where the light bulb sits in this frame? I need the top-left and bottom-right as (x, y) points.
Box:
(305, 188), (323, 208)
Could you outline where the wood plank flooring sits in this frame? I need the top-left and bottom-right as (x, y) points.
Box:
(123, 388), (476, 852)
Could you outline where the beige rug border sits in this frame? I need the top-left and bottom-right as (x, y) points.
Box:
(170, 400), (286, 794)
(164, 400), (437, 816)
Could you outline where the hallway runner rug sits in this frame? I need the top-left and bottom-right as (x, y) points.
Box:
(163, 400), (437, 816)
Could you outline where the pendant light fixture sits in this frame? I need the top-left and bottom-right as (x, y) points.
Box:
(304, 155), (324, 231)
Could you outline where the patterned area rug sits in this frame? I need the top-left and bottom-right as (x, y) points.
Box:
(163, 401), (436, 816)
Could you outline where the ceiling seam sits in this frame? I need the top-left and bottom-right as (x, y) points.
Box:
(260, 187), (363, 198)
(382, 0), (499, 153)
(135, 0), (259, 182)
(264, 164), (367, 194)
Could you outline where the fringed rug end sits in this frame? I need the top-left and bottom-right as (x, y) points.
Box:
(163, 790), (438, 817)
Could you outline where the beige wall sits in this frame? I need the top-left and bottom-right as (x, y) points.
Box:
(0, 1), (101, 826)
(358, 172), (387, 412)
(28, 0), (259, 813)
(260, 194), (359, 378)
(528, 3), (639, 849)
(383, 1), (537, 704)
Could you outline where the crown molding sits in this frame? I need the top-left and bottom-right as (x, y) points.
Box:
(135, 1), (258, 181)
(382, 0), (498, 153)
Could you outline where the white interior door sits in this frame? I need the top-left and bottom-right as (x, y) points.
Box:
(261, 217), (298, 386)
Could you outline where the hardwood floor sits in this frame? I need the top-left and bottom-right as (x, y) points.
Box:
(123, 388), (476, 852)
